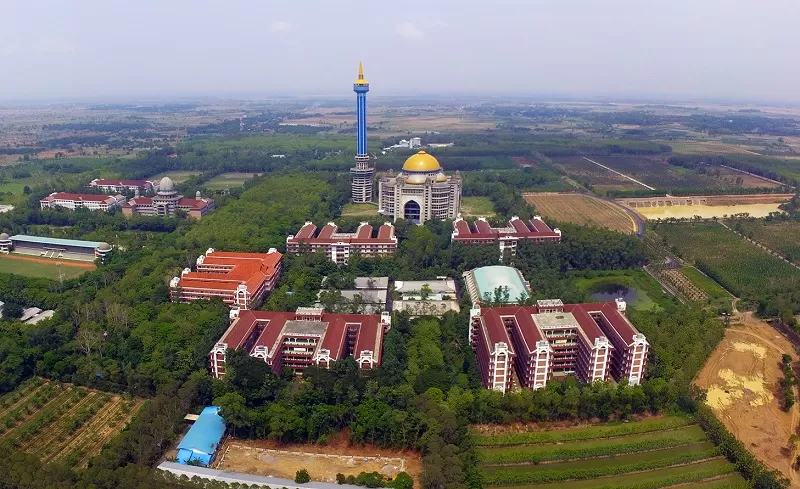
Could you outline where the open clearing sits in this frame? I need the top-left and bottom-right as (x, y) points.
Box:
(0, 377), (144, 468)
(523, 192), (637, 234)
(0, 253), (94, 279)
(461, 196), (496, 217)
(635, 203), (784, 220)
(204, 172), (260, 190)
(216, 433), (421, 485)
(473, 415), (746, 488)
(695, 317), (798, 486)
(341, 202), (379, 217)
(151, 171), (200, 183)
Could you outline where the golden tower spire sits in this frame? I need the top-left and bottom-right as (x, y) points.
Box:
(355, 61), (368, 85)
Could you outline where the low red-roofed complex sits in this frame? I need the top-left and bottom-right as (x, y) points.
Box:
(120, 177), (214, 219)
(170, 248), (283, 309)
(209, 307), (392, 377)
(452, 216), (561, 255)
(40, 192), (126, 212)
(89, 178), (156, 194)
(469, 299), (647, 392)
(286, 221), (397, 264)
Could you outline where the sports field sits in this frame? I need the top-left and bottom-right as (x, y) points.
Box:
(523, 193), (637, 234)
(0, 254), (93, 279)
(474, 415), (747, 488)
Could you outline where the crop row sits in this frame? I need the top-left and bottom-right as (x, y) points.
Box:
(5, 387), (87, 445)
(479, 426), (708, 464)
(488, 458), (739, 489)
(0, 383), (65, 435)
(48, 396), (127, 467)
(479, 443), (718, 484)
(472, 416), (692, 446)
(0, 378), (45, 412)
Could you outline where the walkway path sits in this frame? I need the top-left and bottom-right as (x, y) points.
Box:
(582, 157), (657, 190)
(159, 462), (365, 489)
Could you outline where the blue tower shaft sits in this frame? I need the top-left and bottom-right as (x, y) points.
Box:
(356, 91), (368, 156)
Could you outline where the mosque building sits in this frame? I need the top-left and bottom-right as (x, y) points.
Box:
(378, 150), (462, 224)
(121, 176), (214, 219)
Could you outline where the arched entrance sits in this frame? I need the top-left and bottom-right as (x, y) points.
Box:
(404, 200), (421, 224)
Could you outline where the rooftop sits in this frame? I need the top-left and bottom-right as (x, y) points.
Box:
(10, 235), (104, 249)
(177, 250), (282, 294)
(470, 266), (528, 303)
(176, 406), (226, 466)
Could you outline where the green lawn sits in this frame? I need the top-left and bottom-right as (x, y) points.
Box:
(681, 266), (733, 299)
(0, 255), (90, 280)
(204, 172), (260, 190)
(461, 196), (496, 217)
(341, 202), (379, 217)
(151, 171), (200, 183)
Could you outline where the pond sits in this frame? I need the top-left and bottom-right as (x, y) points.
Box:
(588, 282), (638, 303)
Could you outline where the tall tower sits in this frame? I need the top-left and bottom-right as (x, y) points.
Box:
(350, 62), (374, 203)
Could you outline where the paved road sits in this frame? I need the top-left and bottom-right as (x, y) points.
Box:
(159, 462), (365, 489)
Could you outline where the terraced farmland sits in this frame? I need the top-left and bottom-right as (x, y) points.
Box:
(0, 377), (144, 468)
(474, 415), (747, 488)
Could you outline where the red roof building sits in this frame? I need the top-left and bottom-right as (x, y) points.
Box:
(286, 221), (397, 264)
(452, 216), (561, 256)
(120, 177), (214, 219)
(469, 299), (647, 392)
(209, 307), (392, 377)
(40, 192), (126, 212)
(170, 248), (282, 310)
(89, 178), (156, 194)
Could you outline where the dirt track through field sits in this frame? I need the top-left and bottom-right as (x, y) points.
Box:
(695, 316), (799, 486)
(1, 253), (96, 269)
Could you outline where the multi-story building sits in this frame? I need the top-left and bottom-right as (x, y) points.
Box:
(170, 248), (282, 309)
(209, 306), (391, 377)
(452, 216), (561, 255)
(40, 192), (126, 212)
(350, 62), (374, 203)
(378, 151), (462, 225)
(89, 178), (156, 194)
(121, 177), (214, 219)
(286, 221), (397, 264)
(469, 299), (648, 392)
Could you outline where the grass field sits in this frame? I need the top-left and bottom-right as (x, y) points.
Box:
(574, 270), (669, 311)
(523, 193), (636, 234)
(0, 254), (92, 279)
(341, 202), (379, 217)
(730, 220), (800, 263)
(474, 415), (744, 488)
(654, 222), (800, 299)
(204, 172), (260, 190)
(461, 196), (496, 217)
(0, 377), (143, 469)
(151, 171), (200, 183)
(681, 266), (733, 299)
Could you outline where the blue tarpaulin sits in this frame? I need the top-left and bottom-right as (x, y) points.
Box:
(176, 406), (226, 466)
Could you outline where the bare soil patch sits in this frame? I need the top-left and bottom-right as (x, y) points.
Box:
(217, 432), (421, 486)
(695, 315), (799, 486)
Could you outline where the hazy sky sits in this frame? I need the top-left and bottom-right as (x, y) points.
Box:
(1, 0), (798, 102)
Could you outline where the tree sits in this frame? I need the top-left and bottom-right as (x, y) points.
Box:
(390, 472), (413, 489)
(420, 283), (432, 300)
(295, 469), (311, 484)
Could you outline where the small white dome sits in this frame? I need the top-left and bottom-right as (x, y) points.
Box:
(159, 177), (175, 192)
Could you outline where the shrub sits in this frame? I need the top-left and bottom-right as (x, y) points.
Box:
(295, 469), (311, 484)
(388, 472), (413, 489)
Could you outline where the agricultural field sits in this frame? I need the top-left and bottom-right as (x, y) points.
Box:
(549, 156), (642, 191)
(204, 172), (261, 190)
(695, 318), (797, 484)
(523, 192), (637, 234)
(0, 378), (144, 468)
(729, 220), (800, 264)
(0, 254), (94, 279)
(680, 266), (734, 300)
(473, 415), (747, 488)
(653, 222), (800, 299)
(461, 196), (496, 218)
(341, 202), (379, 217)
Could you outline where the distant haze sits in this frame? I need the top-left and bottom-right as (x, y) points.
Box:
(1, 0), (798, 102)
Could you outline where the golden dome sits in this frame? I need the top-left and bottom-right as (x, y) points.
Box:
(402, 151), (441, 172)
(435, 172), (448, 182)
